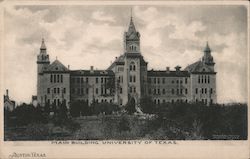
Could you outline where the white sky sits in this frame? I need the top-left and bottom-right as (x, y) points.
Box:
(2, 5), (248, 104)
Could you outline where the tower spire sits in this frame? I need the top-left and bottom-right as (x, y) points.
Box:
(40, 38), (46, 50)
(204, 41), (211, 53)
(128, 9), (136, 34)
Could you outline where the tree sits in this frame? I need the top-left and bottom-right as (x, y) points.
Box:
(44, 101), (50, 115)
(140, 96), (156, 114)
(58, 99), (68, 120)
(125, 98), (136, 114)
(70, 100), (81, 117)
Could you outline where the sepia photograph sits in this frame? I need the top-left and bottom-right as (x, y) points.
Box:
(0, 1), (249, 158)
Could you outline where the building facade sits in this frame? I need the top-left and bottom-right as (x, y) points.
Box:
(37, 16), (217, 109)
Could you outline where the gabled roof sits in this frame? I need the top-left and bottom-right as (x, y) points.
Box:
(184, 60), (214, 73)
(45, 59), (69, 72)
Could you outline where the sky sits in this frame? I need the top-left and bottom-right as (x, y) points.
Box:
(2, 5), (248, 104)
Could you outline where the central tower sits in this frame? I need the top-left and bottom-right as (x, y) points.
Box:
(124, 16), (141, 53)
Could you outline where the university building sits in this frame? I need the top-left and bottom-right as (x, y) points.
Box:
(36, 15), (217, 109)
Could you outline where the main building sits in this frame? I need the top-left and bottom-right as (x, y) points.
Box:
(37, 16), (217, 110)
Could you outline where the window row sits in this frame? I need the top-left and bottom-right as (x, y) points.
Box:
(195, 88), (213, 94)
(195, 98), (213, 104)
(50, 74), (63, 83)
(71, 77), (88, 84)
(93, 99), (113, 104)
(71, 88), (89, 95)
(148, 77), (188, 85)
(71, 77), (111, 84)
(198, 75), (210, 84)
(153, 99), (188, 105)
(46, 99), (66, 106)
(47, 87), (66, 94)
(149, 88), (188, 95)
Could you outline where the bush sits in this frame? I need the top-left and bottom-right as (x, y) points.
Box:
(91, 102), (120, 115)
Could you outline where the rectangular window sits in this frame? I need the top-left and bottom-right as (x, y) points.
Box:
(54, 88), (56, 94)
(196, 88), (198, 94)
(185, 89), (188, 94)
(185, 78), (188, 84)
(154, 89), (156, 95)
(96, 88), (98, 94)
(57, 75), (60, 83)
(158, 89), (160, 95)
(101, 78), (103, 83)
(96, 78), (98, 83)
(134, 87), (136, 93)
(180, 89), (183, 94)
(54, 74), (56, 83)
(198, 76), (200, 83)
(163, 89), (165, 95)
(130, 87), (132, 93)
(63, 88), (66, 94)
(201, 88), (204, 94)
(47, 88), (50, 94)
(210, 88), (213, 94)
(120, 88), (122, 94)
(133, 76), (136, 82)
(86, 88), (88, 94)
(81, 78), (83, 83)
(57, 88), (60, 94)
(101, 87), (104, 95)
(171, 89), (174, 94)
(205, 88), (207, 94)
(154, 78), (156, 84)
(177, 89), (179, 95)
(208, 76), (210, 83)
(205, 76), (207, 83)
(86, 78), (88, 83)
(130, 75), (132, 82)
(61, 75), (63, 83)
(50, 74), (53, 83)
(157, 78), (160, 84)
(162, 78), (165, 84)
(77, 78), (80, 83)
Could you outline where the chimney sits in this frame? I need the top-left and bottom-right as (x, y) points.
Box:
(6, 89), (9, 96)
(175, 65), (181, 71)
(166, 67), (170, 73)
(90, 66), (94, 73)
